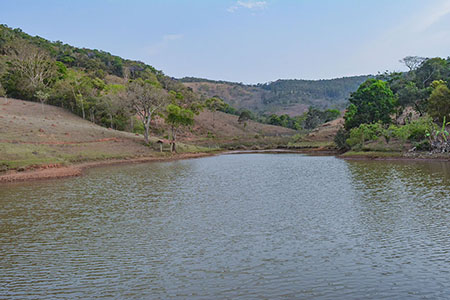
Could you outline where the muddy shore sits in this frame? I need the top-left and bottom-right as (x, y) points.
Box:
(0, 152), (218, 184)
(2, 149), (450, 184)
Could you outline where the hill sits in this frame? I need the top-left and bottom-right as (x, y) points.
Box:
(0, 98), (294, 173)
(180, 76), (369, 116)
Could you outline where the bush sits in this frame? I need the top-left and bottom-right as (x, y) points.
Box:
(346, 123), (384, 149)
(389, 116), (436, 142)
(334, 128), (350, 151)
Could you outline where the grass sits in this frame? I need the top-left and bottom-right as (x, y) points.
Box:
(0, 98), (295, 172)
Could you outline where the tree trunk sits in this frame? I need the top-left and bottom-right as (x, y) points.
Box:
(109, 113), (113, 128)
(143, 115), (151, 144)
(171, 126), (176, 153)
(144, 124), (149, 144)
(81, 101), (85, 119)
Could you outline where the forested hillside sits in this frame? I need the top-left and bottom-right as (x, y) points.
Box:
(180, 75), (369, 116)
(0, 24), (200, 140)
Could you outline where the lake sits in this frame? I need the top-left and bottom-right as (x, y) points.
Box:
(1, 154), (450, 299)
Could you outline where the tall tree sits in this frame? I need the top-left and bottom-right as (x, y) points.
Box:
(127, 79), (168, 144)
(344, 79), (397, 130)
(4, 41), (57, 99)
(399, 56), (426, 71)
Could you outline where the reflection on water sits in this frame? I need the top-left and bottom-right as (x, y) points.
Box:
(1, 154), (449, 299)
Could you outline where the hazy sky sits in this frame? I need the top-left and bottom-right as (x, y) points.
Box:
(2, 0), (450, 83)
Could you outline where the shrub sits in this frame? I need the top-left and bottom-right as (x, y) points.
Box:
(346, 123), (384, 149)
(334, 128), (350, 151)
(389, 116), (436, 142)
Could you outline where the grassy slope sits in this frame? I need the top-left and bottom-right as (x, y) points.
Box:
(0, 98), (206, 170)
(0, 98), (295, 170)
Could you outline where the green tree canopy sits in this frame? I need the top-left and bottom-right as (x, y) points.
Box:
(427, 81), (450, 123)
(344, 79), (397, 130)
(165, 104), (194, 152)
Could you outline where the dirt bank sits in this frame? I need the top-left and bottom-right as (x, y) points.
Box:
(0, 152), (218, 184)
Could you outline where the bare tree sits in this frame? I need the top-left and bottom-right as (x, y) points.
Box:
(127, 80), (168, 144)
(399, 56), (427, 71)
(7, 41), (57, 95)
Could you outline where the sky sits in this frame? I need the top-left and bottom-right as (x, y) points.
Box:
(1, 0), (450, 84)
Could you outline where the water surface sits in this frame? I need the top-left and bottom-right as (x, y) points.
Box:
(1, 154), (450, 299)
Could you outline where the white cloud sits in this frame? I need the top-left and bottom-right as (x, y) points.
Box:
(227, 1), (267, 13)
(147, 34), (183, 56)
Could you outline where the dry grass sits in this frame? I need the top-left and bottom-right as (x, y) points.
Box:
(0, 98), (211, 170)
(0, 98), (293, 170)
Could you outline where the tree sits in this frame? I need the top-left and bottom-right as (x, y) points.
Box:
(4, 41), (58, 99)
(399, 56), (426, 71)
(164, 104), (194, 152)
(35, 89), (49, 113)
(127, 79), (168, 144)
(427, 81), (450, 123)
(100, 85), (128, 129)
(414, 57), (448, 88)
(238, 110), (252, 124)
(205, 97), (225, 128)
(344, 79), (397, 130)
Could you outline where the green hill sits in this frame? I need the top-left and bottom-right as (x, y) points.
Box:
(180, 76), (369, 116)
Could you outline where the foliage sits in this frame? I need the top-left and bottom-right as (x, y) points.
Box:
(204, 97), (225, 112)
(346, 123), (384, 149)
(182, 75), (369, 114)
(433, 116), (450, 142)
(381, 56), (450, 116)
(344, 79), (397, 130)
(334, 128), (350, 151)
(205, 97), (225, 127)
(127, 79), (168, 144)
(238, 110), (253, 123)
(165, 104), (195, 128)
(165, 104), (195, 152)
(388, 116), (436, 142)
(0, 24), (199, 134)
(427, 81), (450, 123)
(258, 76), (369, 109)
(301, 107), (340, 129)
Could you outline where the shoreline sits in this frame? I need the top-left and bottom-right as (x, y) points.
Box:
(2, 149), (450, 184)
(0, 152), (219, 184)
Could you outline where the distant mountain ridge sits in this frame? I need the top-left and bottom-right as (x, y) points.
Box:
(180, 75), (370, 116)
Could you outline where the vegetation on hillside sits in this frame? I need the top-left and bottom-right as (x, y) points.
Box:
(336, 56), (450, 154)
(180, 75), (369, 115)
(0, 24), (203, 148)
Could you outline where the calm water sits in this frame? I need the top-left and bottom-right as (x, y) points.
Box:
(1, 154), (450, 299)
